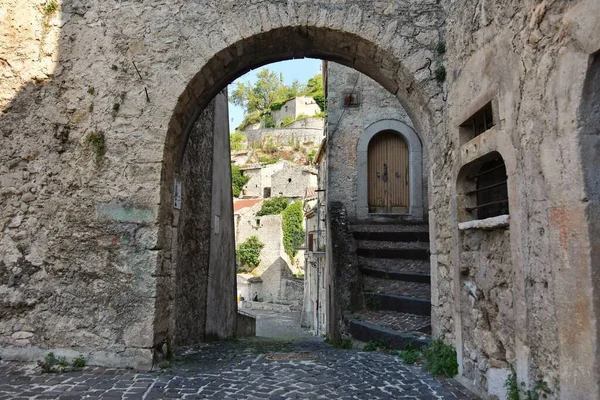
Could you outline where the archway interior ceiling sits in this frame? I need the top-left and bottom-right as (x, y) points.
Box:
(171, 26), (432, 167)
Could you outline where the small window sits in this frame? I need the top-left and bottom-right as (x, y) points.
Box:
(465, 156), (508, 219)
(343, 93), (359, 107)
(255, 219), (260, 227)
(308, 232), (314, 252)
(460, 102), (494, 139)
(263, 187), (271, 198)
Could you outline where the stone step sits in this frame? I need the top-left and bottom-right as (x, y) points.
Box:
(360, 267), (430, 284)
(352, 230), (430, 243)
(349, 224), (430, 233)
(348, 311), (431, 350)
(356, 240), (430, 260)
(364, 276), (431, 299)
(364, 292), (431, 316)
(358, 257), (430, 276)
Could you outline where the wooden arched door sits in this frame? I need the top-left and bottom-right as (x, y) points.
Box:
(368, 131), (410, 213)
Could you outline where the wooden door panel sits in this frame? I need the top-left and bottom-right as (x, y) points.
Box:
(368, 131), (409, 213)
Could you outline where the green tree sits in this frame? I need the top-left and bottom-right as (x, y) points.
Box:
(229, 68), (308, 128)
(303, 73), (326, 111)
(230, 131), (247, 152)
(257, 197), (289, 216)
(230, 68), (284, 114)
(231, 165), (250, 197)
(236, 236), (264, 270)
(282, 201), (305, 260)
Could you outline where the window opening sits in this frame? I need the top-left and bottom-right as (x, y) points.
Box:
(460, 102), (494, 139)
(465, 156), (508, 219)
(343, 92), (359, 107)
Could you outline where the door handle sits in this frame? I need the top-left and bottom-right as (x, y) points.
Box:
(383, 163), (388, 183)
(395, 172), (400, 177)
(376, 171), (380, 177)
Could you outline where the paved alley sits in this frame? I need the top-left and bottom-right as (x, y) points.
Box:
(0, 336), (479, 399)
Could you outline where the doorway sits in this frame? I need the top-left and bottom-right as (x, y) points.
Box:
(368, 130), (410, 214)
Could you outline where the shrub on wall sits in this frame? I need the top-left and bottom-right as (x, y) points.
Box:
(230, 131), (247, 152)
(236, 236), (264, 270)
(282, 201), (305, 260)
(232, 165), (250, 198)
(257, 197), (289, 216)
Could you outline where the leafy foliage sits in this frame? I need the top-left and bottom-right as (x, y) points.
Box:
(44, 0), (59, 15)
(257, 197), (289, 216)
(363, 339), (388, 352)
(86, 131), (105, 164)
(230, 68), (303, 116)
(39, 352), (85, 373)
(422, 339), (458, 377)
(302, 74), (326, 111)
(506, 373), (520, 400)
(258, 155), (277, 165)
(230, 131), (247, 152)
(504, 374), (552, 400)
(280, 116), (296, 128)
(307, 149), (317, 164)
(72, 355), (86, 368)
(231, 165), (250, 198)
(282, 201), (305, 260)
(263, 113), (276, 128)
(401, 348), (420, 364)
(236, 236), (264, 270)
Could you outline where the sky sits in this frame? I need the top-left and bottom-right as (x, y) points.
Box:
(227, 58), (322, 131)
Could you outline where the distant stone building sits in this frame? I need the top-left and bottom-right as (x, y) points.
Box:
(243, 117), (324, 148)
(240, 162), (285, 198)
(271, 96), (322, 127)
(234, 202), (303, 305)
(301, 142), (327, 336)
(271, 162), (318, 200)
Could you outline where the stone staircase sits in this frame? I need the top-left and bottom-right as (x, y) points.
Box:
(347, 223), (432, 349)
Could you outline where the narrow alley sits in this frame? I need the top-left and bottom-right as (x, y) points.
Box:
(0, 337), (479, 399)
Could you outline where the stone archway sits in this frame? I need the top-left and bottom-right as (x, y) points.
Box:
(155, 7), (446, 359)
(356, 119), (424, 221)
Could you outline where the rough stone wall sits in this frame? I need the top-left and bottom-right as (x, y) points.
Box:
(459, 228), (514, 392)
(326, 63), (429, 222)
(235, 213), (299, 274)
(1, 0), (446, 370)
(241, 168), (262, 198)
(271, 163), (317, 199)
(204, 92), (236, 341)
(173, 98), (214, 346)
(440, 1), (600, 398)
(5, 1), (598, 397)
(243, 118), (324, 147)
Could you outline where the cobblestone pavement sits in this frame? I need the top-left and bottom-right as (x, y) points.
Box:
(356, 310), (431, 336)
(0, 337), (480, 399)
(242, 309), (314, 339)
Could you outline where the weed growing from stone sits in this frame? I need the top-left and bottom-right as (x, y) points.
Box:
(363, 339), (388, 352)
(435, 66), (446, 83)
(72, 355), (86, 368)
(422, 339), (458, 377)
(158, 360), (171, 369)
(44, 0), (59, 15)
(85, 131), (106, 163)
(39, 352), (83, 373)
(400, 348), (420, 364)
(505, 373), (520, 400)
(437, 41), (446, 55)
(505, 374), (551, 400)
(337, 338), (353, 349)
(87, 87), (95, 95)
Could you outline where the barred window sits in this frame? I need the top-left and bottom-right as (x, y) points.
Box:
(460, 102), (494, 140)
(465, 155), (508, 219)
